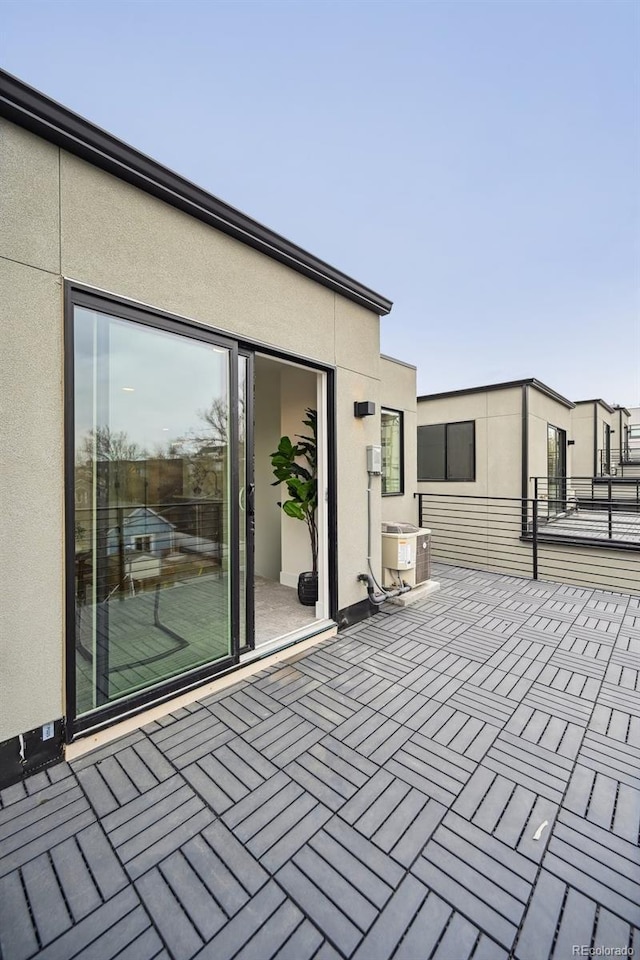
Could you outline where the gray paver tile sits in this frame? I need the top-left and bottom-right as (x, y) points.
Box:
(350, 875), (431, 960)
(276, 861), (362, 956)
(386, 731), (475, 805)
(269, 921), (323, 960)
(136, 868), (204, 960)
(6, 565), (640, 960)
(0, 779), (95, 879)
(35, 887), (145, 960)
(183, 738), (277, 814)
(512, 869), (565, 960)
(148, 709), (234, 768)
(0, 870), (39, 960)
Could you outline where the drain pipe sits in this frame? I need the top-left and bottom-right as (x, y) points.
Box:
(359, 467), (411, 606)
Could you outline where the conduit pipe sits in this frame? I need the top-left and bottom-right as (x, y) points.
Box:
(358, 470), (411, 606)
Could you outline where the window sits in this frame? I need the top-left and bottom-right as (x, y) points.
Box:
(134, 536), (152, 553)
(418, 421), (475, 481)
(381, 408), (403, 495)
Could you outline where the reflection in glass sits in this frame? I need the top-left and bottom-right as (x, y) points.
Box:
(381, 408), (402, 495)
(73, 307), (231, 716)
(238, 355), (247, 646)
(547, 424), (567, 518)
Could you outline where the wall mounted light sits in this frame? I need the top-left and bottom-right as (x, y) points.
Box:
(567, 440), (575, 445)
(354, 401), (376, 418)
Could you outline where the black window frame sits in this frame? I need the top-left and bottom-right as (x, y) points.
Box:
(417, 420), (476, 482)
(381, 406), (404, 496)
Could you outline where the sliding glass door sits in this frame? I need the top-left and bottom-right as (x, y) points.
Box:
(70, 300), (241, 725)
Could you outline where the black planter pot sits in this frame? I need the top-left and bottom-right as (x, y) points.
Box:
(297, 571), (318, 606)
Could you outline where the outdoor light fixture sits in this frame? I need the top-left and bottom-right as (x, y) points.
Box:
(568, 440), (575, 445)
(354, 401), (376, 418)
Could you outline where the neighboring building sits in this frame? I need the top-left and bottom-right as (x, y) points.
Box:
(380, 354), (417, 519)
(570, 400), (630, 477)
(626, 405), (640, 462)
(416, 378), (575, 502)
(0, 71), (417, 782)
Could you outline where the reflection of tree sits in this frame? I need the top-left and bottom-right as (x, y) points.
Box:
(173, 396), (241, 498)
(79, 427), (146, 464)
(74, 395), (240, 504)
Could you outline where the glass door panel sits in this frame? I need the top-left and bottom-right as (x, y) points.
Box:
(73, 306), (234, 717)
(547, 424), (567, 518)
(238, 352), (254, 649)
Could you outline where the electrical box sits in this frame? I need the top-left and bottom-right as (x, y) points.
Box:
(367, 445), (382, 474)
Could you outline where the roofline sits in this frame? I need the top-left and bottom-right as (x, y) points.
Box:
(380, 353), (417, 371)
(417, 378), (575, 410)
(614, 405), (631, 416)
(0, 69), (392, 317)
(573, 398), (616, 414)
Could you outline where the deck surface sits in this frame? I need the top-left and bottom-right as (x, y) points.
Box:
(1, 563), (639, 960)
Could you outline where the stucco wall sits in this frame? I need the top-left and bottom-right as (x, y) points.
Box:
(416, 387), (522, 499)
(380, 355), (418, 527)
(0, 118), (384, 740)
(279, 366), (318, 587)
(527, 389), (573, 494)
(0, 260), (65, 738)
(254, 357), (282, 581)
(570, 403), (597, 477)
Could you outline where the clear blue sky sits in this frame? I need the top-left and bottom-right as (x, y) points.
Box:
(3, 0), (639, 404)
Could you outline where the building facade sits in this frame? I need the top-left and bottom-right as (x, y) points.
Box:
(0, 71), (417, 782)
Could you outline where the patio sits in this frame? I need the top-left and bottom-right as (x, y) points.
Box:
(1, 563), (639, 960)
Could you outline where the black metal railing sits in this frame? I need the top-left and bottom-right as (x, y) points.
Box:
(596, 449), (640, 477)
(416, 490), (640, 594)
(531, 476), (640, 520)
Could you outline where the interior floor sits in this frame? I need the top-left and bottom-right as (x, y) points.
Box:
(253, 575), (317, 646)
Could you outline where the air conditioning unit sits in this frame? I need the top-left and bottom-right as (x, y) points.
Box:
(381, 523), (432, 588)
(414, 529), (432, 585)
(381, 521), (418, 571)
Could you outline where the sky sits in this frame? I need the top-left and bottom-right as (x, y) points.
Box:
(2, 0), (639, 405)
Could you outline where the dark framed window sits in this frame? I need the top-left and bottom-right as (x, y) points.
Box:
(381, 407), (404, 495)
(417, 420), (475, 481)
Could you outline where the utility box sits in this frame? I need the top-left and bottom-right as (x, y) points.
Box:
(381, 522), (431, 588)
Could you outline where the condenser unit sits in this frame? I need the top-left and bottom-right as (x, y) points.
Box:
(381, 523), (432, 588)
(414, 529), (432, 585)
(381, 521), (418, 571)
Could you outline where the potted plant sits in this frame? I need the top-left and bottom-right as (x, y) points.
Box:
(270, 408), (318, 605)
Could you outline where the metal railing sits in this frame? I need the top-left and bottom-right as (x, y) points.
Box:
(531, 476), (640, 520)
(597, 449), (640, 477)
(416, 491), (640, 595)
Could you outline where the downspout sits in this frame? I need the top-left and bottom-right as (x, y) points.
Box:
(593, 401), (598, 476)
(521, 383), (529, 535)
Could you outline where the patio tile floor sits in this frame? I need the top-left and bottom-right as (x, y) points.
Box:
(1, 563), (639, 960)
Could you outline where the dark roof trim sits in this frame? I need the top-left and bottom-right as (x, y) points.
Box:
(573, 398), (616, 414)
(0, 69), (392, 317)
(614, 405), (631, 416)
(417, 377), (574, 410)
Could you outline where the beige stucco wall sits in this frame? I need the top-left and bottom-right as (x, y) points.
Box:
(254, 357), (282, 581)
(0, 260), (65, 737)
(569, 403), (595, 477)
(416, 387), (522, 499)
(279, 366), (318, 587)
(380, 355), (418, 526)
(0, 118), (384, 741)
(527, 389), (573, 495)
